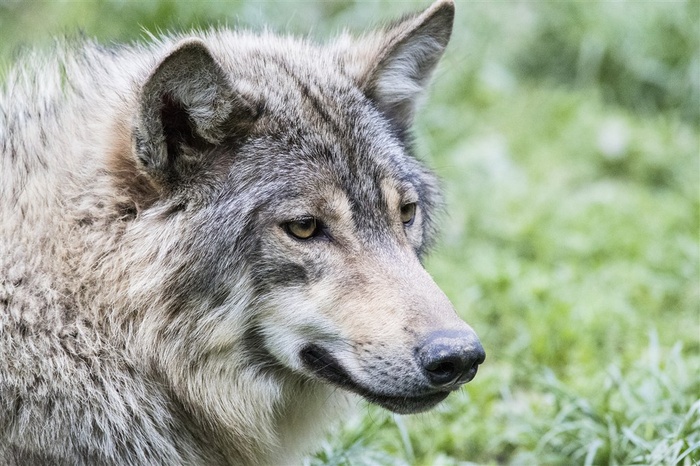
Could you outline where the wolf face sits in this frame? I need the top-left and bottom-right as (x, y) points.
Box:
(125, 0), (484, 417)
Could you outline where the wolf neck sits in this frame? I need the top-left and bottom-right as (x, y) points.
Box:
(118, 266), (345, 465)
(165, 354), (350, 465)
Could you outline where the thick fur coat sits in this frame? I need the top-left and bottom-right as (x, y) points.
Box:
(0, 1), (483, 464)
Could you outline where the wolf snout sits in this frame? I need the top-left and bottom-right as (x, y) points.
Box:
(416, 330), (485, 389)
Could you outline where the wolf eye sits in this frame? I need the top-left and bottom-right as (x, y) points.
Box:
(285, 217), (319, 240)
(400, 202), (417, 226)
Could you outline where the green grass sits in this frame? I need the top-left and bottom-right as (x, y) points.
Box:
(2, 1), (698, 464)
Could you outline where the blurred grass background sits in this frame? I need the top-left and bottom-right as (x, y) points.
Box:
(1, 1), (698, 464)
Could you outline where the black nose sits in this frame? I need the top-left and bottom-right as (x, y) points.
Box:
(416, 330), (485, 388)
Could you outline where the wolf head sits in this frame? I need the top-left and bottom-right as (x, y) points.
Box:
(120, 0), (483, 418)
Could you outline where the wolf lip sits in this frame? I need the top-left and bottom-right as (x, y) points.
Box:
(299, 344), (351, 386)
(300, 344), (451, 414)
(365, 390), (450, 414)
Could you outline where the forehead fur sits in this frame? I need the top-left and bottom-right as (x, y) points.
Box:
(149, 30), (443, 240)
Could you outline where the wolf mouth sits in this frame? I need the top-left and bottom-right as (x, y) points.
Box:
(300, 344), (450, 414)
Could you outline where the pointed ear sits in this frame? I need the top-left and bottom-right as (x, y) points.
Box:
(357, 0), (454, 131)
(134, 39), (258, 184)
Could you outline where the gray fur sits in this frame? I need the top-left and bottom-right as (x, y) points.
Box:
(0, 1), (481, 465)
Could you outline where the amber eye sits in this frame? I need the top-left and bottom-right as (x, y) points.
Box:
(285, 217), (319, 240)
(400, 202), (417, 226)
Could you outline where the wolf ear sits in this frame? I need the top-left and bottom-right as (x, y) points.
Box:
(134, 39), (257, 184)
(358, 0), (454, 131)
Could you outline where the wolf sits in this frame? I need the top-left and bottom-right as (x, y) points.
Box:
(0, 0), (484, 464)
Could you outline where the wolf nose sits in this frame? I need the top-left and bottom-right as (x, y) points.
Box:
(417, 330), (485, 388)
